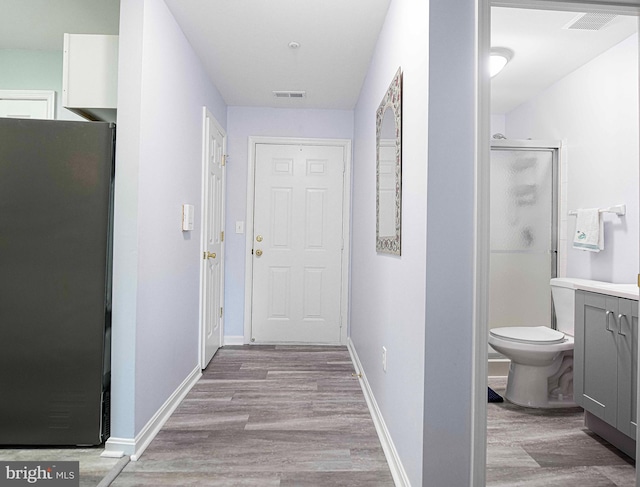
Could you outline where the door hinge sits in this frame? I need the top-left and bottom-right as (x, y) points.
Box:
(222, 154), (227, 167)
(221, 231), (224, 242)
(220, 307), (223, 318)
(637, 274), (640, 288)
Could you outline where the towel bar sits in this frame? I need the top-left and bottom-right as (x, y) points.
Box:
(568, 204), (626, 217)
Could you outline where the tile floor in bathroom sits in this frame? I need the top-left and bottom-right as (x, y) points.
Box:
(487, 377), (636, 487)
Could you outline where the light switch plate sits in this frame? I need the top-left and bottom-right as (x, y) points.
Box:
(182, 204), (194, 231)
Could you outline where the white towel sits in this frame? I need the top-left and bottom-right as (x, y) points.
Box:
(573, 208), (603, 252)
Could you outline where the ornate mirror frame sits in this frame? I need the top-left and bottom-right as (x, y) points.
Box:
(376, 67), (402, 255)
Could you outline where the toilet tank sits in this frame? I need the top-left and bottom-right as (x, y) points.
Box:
(550, 278), (578, 335)
(551, 278), (616, 335)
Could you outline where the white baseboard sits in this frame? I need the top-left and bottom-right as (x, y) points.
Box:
(347, 338), (410, 487)
(102, 365), (202, 460)
(488, 358), (510, 377)
(223, 335), (244, 346)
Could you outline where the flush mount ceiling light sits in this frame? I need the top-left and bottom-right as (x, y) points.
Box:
(288, 41), (301, 49)
(490, 47), (514, 78)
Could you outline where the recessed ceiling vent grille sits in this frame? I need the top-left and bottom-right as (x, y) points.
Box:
(563, 13), (617, 31)
(273, 91), (306, 99)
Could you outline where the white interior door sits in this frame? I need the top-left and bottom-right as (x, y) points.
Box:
(251, 143), (345, 344)
(201, 110), (225, 368)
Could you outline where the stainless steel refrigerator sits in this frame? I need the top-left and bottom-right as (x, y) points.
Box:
(0, 118), (114, 445)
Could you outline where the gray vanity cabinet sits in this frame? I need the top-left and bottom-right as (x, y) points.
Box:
(574, 291), (619, 426)
(616, 297), (638, 439)
(574, 290), (638, 439)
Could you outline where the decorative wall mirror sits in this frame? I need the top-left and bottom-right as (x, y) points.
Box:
(376, 67), (402, 255)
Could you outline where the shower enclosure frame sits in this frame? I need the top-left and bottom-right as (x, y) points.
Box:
(491, 140), (562, 311)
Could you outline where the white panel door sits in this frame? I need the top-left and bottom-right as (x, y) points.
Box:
(201, 112), (225, 368)
(251, 143), (345, 343)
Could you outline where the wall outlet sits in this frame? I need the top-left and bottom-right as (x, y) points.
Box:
(382, 346), (387, 373)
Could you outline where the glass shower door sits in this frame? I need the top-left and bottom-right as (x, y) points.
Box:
(489, 145), (557, 347)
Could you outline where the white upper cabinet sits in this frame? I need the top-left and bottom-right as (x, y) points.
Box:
(63, 34), (118, 123)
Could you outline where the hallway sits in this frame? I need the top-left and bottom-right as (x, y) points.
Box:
(111, 345), (394, 486)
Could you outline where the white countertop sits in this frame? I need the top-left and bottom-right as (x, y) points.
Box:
(574, 281), (639, 301)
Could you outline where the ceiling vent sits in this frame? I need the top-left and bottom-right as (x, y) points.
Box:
(273, 91), (306, 99)
(563, 13), (617, 31)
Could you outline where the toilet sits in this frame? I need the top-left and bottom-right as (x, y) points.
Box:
(489, 278), (583, 408)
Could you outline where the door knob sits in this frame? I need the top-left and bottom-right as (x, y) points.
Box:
(256, 235), (263, 242)
(206, 251), (216, 259)
(255, 249), (263, 257)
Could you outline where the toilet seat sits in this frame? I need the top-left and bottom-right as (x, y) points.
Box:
(490, 326), (566, 345)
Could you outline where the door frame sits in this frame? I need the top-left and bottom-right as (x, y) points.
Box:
(475, 0), (640, 485)
(243, 136), (352, 345)
(198, 107), (226, 369)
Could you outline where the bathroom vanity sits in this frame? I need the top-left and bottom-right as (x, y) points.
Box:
(573, 281), (639, 458)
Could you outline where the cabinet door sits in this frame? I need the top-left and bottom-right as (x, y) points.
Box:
(616, 298), (638, 439)
(574, 291), (619, 427)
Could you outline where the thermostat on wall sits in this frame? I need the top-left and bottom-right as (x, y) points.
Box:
(182, 204), (194, 231)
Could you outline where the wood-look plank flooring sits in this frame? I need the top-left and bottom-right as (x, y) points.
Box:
(487, 377), (636, 486)
(0, 446), (120, 487)
(111, 345), (394, 486)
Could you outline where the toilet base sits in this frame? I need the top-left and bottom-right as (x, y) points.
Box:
(504, 355), (577, 409)
(505, 393), (578, 409)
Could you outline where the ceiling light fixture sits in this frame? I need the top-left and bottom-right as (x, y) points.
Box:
(490, 47), (514, 78)
(288, 41), (300, 49)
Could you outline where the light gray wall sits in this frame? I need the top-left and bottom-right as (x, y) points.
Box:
(223, 107), (354, 339)
(351, 0), (429, 483)
(424, 0), (477, 484)
(506, 33), (639, 283)
(0, 49), (84, 121)
(111, 0), (227, 440)
(491, 114), (506, 137)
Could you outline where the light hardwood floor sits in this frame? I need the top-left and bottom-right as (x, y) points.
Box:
(111, 345), (394, 486)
